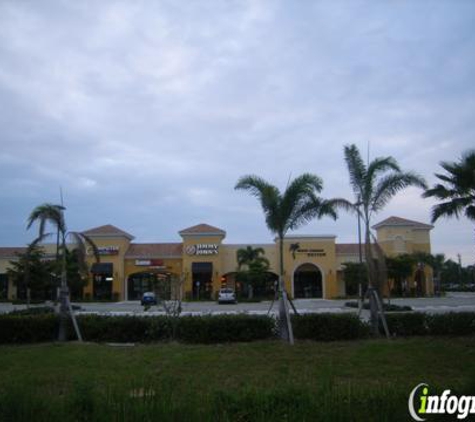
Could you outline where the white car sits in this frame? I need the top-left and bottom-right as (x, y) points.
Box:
(218, 288), (237, 304)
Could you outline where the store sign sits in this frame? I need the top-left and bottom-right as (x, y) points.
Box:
(88, 246), (119, 256)
(97, 246), (119, 255)
(185, 244), (219, 256)
(135, 260), (151, 266)
(135, 259), (165, 266)
(298, 248), (326, 257)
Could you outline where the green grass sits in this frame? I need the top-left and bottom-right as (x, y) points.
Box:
(1, 337), (474, 421)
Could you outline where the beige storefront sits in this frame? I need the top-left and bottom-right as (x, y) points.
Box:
(0, 216), (434, 301)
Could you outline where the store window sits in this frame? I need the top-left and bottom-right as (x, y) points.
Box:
(91, 263), (113, 300)
(192, 262), (213, 300)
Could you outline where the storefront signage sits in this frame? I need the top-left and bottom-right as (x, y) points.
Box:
(185, 244), (219, 256)
(97, 246), (119, 255)
(298, 248), (326, 257)
(135, 259), (165, 266)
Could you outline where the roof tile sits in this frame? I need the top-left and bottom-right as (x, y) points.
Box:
(82, 224), (134, 239)
(179, 223), (226, 236)
(372, 216), (433, 230)
(125, 243), (182, 258)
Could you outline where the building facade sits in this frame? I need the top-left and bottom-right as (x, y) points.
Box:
(0, 216), (434, 301)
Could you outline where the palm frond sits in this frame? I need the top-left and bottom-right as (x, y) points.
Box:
(365, 156), (400, 194)
(343, 144), (366, 198)
(430, 198), (472, 222)
(327, 198), (357, 215)
(235, 175), (282, 235)
(372, 172), (427, 212)
(27, 203), (66, 237)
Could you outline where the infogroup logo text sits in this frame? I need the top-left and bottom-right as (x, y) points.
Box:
(409, 383), (475, 420)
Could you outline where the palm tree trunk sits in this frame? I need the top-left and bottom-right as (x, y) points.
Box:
(364, 220), (379, 336)
(278, 236), (294, 344)
(58, 236), (69, 342)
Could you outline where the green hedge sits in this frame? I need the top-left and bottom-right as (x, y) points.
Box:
(384, 312), (428, 336)
(176, 315), (274, 344)
(0, 314), (58, 344)
(426, 312), (475, 336)
(292, 313), (370, 341)
(0, 314), (274, 344)
(1, 312), (474, 345)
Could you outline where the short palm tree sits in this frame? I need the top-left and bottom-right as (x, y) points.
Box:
(27, 203), (99, 341)
(235, 173), (337, 343)
(236, 246), (270, 299)
(237, 246), (269, 270)
(336, 144), (427, 291)
(422, 150), (475, 223)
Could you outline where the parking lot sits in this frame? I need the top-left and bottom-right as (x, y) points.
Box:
(1, 292), (474, 316)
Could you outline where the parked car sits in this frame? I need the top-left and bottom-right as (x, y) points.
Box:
(218, 288), (237, 304)
(141, 291), (157, 306)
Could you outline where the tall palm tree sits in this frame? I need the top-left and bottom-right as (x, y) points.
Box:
(334, 145), (426, 335)
(27, 203), (99, 341)
(235, 173), (337, 343)
(422, 150), (475, 223)
(336, 144), (427, 291)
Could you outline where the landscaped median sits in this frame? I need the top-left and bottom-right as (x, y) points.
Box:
(1, 311), (475, 344)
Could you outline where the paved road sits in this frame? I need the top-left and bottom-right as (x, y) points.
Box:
(1, 292), (474, 315)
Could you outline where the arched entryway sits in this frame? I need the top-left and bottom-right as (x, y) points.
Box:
(127, 271), (172, 300)
(293, 263), (323, 298)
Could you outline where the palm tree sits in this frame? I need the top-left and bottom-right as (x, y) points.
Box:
(237, 246), (269, 270)
(334, 145), (426, 334)
(336, 144), (427, 291)
(27, 203), (99, 341)
(236, 246), (270, 299)
(422, 150), (475, 223)
(235, 173), (337, 343)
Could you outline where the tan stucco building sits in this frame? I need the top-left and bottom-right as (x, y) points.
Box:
(0, 216), (434, 301)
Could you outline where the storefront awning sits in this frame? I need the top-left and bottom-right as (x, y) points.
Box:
(91, 263), (113, 274)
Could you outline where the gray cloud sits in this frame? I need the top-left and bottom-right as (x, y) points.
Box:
(1, 0), (474, 264)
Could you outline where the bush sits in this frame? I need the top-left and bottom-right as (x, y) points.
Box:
(0, 314), (58, 344)
(2, 312), (474, 345)
(292, 313), (369, 341)
(426, 312), (475, 336)
(176, 315), (275, 344)
(384, 312), (428, 337)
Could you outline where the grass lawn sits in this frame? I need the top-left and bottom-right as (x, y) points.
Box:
(1, 337), (474, 421)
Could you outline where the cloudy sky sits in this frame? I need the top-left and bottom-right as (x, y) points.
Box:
(1, 0), (474, 264)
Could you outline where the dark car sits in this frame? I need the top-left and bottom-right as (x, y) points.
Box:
(141, 291), (157, 306)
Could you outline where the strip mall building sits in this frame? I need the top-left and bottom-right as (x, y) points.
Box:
(0, 216), (434, 301)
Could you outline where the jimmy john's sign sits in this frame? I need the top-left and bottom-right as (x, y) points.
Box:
(185, 244), (219, 256)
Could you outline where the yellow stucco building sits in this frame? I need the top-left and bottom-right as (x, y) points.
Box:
(0, 216), (434, 301)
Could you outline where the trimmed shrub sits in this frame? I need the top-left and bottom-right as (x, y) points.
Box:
(0, 314), (58, 344)
(72, 315), (171, 343)
(176, 315), (275, 344)
(426, 312), (475, 336)
(384, 312), (428, 337)
(292, 313), (369, 341)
